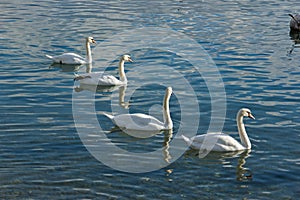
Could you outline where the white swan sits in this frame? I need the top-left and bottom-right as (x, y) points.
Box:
(103, 87), (173, 131)
(46, 37), (96, 64)
(74, 55), (132, 86)
(181, 108), (255, 152)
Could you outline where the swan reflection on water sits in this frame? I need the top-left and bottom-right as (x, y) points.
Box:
(288, 30), (300, 55)
(49, 62), (82, 72)
(162, 129), (173, 163)
(106, 121), (173, 139)
(236, 150), (252, 181)
(185, 149), (253, 181)
(107, 128), (174, 164)
(290, 30), (300, 44)
(74, 84), (129, 109)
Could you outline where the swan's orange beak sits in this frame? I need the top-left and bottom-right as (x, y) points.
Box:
(248, 113), (255, 120)
(128, 58), (133, 62)
(92, 39), (96, 44)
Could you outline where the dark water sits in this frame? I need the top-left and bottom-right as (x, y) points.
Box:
(1, 0), (300, 199)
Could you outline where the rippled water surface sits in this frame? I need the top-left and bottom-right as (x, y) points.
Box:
(1, 0), (300, 199)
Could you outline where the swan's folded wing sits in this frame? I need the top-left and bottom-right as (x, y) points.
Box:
(77, 72), (104, 85)
(214, 134), (245, 151)
(72, 57), (86, 64)
(61, 53), (84, 59)
(57, 53), (85, 64)
(114, 113), (164, 131)
(97, 75), (122, 86)
(187, 133), (244, 151)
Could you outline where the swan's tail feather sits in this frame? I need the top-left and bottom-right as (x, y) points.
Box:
(74, 75), (83, 81)
(181, 135), (193, 146)
(101, 112), (114, 120)
(45, 54), (54, 60)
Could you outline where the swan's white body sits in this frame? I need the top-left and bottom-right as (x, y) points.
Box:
(182, 108), (255, 152)
(74, 55), (132, 86)
(104, 113), (165, 131)
(289, 14), (300, 31)
(46, 37), (96, 64)
(104, 87), (173, 131)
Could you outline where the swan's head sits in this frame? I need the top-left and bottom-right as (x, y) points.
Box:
(239, 108), (255, 120)
(86, 37), (96, 44)
(122, 55), (133, 62)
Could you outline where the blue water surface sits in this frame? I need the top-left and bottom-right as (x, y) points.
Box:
(1, 0), (300, 199)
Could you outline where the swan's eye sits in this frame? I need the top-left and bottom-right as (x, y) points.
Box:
(244, 111), (251, 117)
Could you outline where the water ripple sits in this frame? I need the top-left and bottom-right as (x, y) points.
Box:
(1, 0), (300, 199)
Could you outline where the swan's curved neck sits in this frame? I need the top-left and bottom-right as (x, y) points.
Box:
(236, 112), (251, 149)
(118, 59), (127, 83)
(86, 41), (92, 63)
(163, 92), (173, 129)
(86, 64), (92, 73)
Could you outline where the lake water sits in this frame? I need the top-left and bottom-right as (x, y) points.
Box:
(1, 0), (300, 199)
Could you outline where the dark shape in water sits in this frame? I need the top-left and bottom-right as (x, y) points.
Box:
(288, 14), (300, 55)
(289, 14), (300, 31)
(289, 29), (300, 44)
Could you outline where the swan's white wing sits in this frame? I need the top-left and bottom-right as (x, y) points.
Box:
(51, 53), (86, 64)
(62, 53), (84, 59)
(76, 74), (123, 86)
(186, 133), (245, 152)
(77, 72), (104, 85)
(113, 113), (164, 131)
(97, 75), (123, 86)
